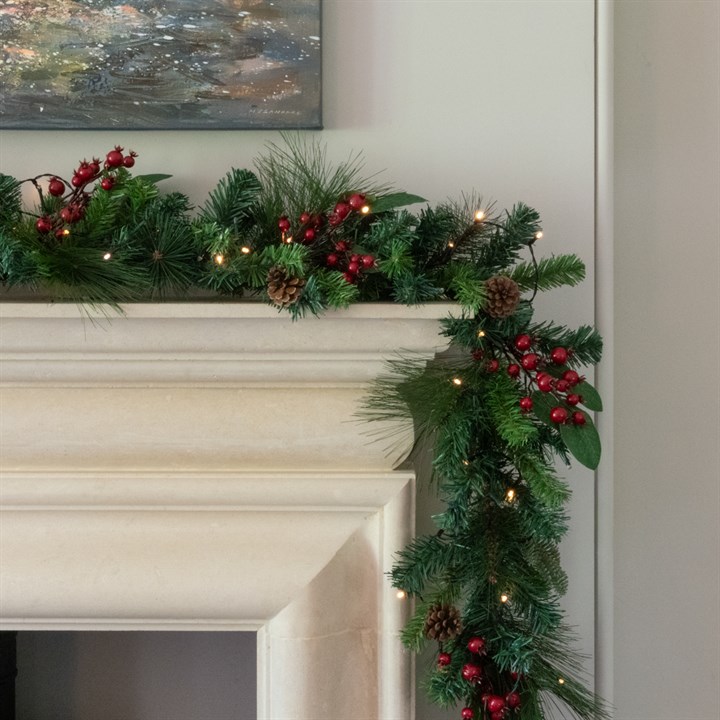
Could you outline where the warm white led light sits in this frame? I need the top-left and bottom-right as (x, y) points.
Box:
(102, 252), (112, 261)
(396, 590), (407, 600)
(214, 253), (224, 265)
(474, 210), (486, 222)
(477, 330), (486, 338)
(452, 377), (463, 386)
(506, 488), (516, 502)
(241, 246), (251, 254)
(500, 593), (509, 603)
(535, 231), (544, 240)
(360, 205), (371, 214)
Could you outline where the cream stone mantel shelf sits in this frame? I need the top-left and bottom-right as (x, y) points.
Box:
(0, 301), (455, 720)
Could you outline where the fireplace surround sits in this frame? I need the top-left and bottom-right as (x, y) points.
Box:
(0, 302), (453, 719)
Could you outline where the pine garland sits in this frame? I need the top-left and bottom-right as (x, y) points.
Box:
(0, 138), (605, 720)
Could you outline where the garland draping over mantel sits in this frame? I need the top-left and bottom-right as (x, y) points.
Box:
(0, 138), (606, 720)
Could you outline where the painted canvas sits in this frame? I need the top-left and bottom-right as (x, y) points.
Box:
(0, 0), (321, 130)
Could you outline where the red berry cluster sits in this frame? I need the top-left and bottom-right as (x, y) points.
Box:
(275, 193), (375, 284)
(437, 639), (523, 720)
(473, 334), (586, 426)
(34, 146), (138, 240)
(509, 334), (585, 425)
(326, 240), (375, 284)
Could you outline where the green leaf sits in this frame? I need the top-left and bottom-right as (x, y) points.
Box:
(530, 391), (556, 427)
(371, 192), (426, 213)
(135, 174), (173, 185)
(575, 380), (603, 411)
(559, 411), (602, 470)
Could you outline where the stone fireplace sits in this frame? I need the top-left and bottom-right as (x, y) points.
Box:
(0, 302), (452, 718)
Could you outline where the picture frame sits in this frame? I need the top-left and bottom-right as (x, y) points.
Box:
(0, 0), (322, 130)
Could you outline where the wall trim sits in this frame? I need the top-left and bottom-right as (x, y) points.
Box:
(594, 0), (614, 705)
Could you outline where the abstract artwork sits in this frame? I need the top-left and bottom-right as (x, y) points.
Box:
(0, 1), (321, 130)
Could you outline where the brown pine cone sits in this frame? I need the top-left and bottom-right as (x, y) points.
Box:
(424, 603), (462, 642)
(267, 266), (305, 308)
(484, 275), (521, 318)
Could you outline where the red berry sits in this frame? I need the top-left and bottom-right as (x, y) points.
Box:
(537, 374), (554, 392)
(487, 696), (506, 713)
(551, 347), (568, 365)
(461, 709), (474, 719)
(505, 691), (521, 709)
(507, 364), (521, 378)
(326, 253), (339, 267)
(278, 216), (291, 232)
(100, 177), (115, 191)
(486, 359), (500, 373)
(334, 201), (351, 219)
(77, 163), (94, 181)
(60, 207), (73, 223)
(362, 254), (375, 269)
(122, 155), (135, 168)
(105, 148), (124, 168)
(521, 353), (538, 371)
(519, 397), (533, 412)
(555, 379), (570, 393)
(328, 212), (342, 226)
(48, 177), (65, 196)
(491, 712), (505, 720)
(347, 261), (360, 274)
(514, 334), (532, 352)
(35, 216), (53, 233)
(510, 671), (520, 681)
(342, 271), (356, 284)
(335, 240), (349, 252)
(566, 393), (581, 406)
(348, 193), (366, 210)
(572, 411), (586, 426)
(350, 254), (361, 263)
(462, 663), (482, 682)
(472, 350), (484, 361)
(71, 174), (83, 187)
(55, 228), (68, 239)
(467, 636), (486, 654)
(562, 370), (580, 386)
(550, 407), (569, 424)
(437, 652), (451, 667)
(89, 159), (101, 176)
(303, 228), (316, 242)
(299, 212), (311, 224)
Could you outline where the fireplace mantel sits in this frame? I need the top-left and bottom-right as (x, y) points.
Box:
(0, 302), (454, 719)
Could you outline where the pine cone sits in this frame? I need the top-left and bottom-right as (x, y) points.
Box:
(424, 603), (462, 642)
(267, 266), (305, 308)
(484, 275), (521, 318)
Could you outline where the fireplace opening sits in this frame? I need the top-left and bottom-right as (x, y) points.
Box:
(14, 631), (256, 720)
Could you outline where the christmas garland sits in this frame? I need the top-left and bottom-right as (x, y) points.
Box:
(0, 138), (606, 720)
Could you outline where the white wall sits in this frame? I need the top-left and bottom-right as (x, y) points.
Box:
(0, 1), (597, 716)
(614, 2), (720, 718)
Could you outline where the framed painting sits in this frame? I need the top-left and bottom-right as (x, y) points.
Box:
(0, 0), (322, 130)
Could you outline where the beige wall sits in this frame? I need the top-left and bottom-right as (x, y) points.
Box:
(0, 0), (597, 715)
(614, 1), (720, 718)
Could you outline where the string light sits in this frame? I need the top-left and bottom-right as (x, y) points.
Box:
(284, 235), (294, 244)
(452, 377), (463, 386)
(360, 205), (371, 214)
(447, 241), (455, 248)
(213, 253), (224, 265)
(60, 228), (70, 237)
(535, 231), (544, 240)
(477, 329), (486, 338)
(474, 210), (486, 223)
(102, 252), (112, 261)
(558, 678), (566, 685)
(396, 590), (407, 600)
(462, 460), (470, 466)
(505, 488), (516, 503)
(240, 246), (251, 254)
(500, 593), (509, 603)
